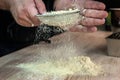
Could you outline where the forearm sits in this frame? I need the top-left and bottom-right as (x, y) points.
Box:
(0, 0), (10, 10)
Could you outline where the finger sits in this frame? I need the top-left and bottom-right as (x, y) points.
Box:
(27, 15), (40, 26)
(10, 10), (33, 27)
(16, 14), (35, 27)
(85, 26), (98, 32)
(17, 18), (33, 27)
(85, 1), (106, 10)
(69, 25), (84, 32)
(34, 0), (46, 14)
(54, 0), (74, 10)
(69, 25), (98, 32)
(27, 7), (41, 26)
(80, 26), (97, 32)
(80, 18), (105, 26)
(83, 9), (108, 18)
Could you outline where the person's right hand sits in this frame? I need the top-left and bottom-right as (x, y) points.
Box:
(54, 0), (108, 32)
(7, 0), (46, 27)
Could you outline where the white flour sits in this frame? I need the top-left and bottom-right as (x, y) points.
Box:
(16, 56), (103, 76)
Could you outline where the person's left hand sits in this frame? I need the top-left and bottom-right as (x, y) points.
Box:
(54, 0), (108, 32)
(7, 0), (46, 27)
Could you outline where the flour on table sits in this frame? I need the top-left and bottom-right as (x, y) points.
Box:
(16, 56), (103, 76)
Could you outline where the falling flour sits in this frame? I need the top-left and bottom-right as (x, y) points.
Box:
(16, 56), (103, 76)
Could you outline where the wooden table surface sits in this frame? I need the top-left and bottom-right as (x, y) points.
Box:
(0, 31), (120, 80)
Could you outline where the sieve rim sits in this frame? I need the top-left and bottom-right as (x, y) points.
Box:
(36, 10), (80, 17)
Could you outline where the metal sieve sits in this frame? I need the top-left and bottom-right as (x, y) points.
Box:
(36, 9), (82, 30)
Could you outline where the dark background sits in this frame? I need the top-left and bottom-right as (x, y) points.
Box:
(97, 0), (120, 9)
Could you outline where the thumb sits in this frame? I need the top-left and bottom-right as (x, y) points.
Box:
(34, 0), (46, 14)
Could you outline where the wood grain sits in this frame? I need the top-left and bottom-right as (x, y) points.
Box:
(0, 31), (120, 80)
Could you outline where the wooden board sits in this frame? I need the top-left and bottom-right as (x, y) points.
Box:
(0, 31), (120, 80)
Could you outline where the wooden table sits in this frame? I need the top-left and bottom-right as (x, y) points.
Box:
(0, 31), (120, 80)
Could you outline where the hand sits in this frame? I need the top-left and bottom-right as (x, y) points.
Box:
(7, 0), (46, 27)
(54, 0), (108, 32)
